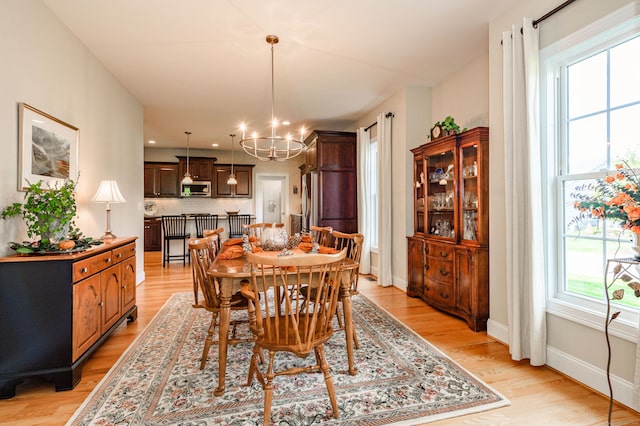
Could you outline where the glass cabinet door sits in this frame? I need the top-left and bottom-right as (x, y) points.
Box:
(460, 143), (479, 241)
(425, 147), (456, 240)
(414, 157), (425, 234)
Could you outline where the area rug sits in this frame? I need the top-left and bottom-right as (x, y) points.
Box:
(67, 292), (509, 425)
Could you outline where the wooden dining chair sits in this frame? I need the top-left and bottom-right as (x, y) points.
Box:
(331, 231), (364, 348)
(310, 225), (333, 246)
(241, 249), (347, 424)
(202, 227), (224, 253)
(188, 237), (251, 370)
(194, 214), (219, 238)
(242, 222), (285, 239)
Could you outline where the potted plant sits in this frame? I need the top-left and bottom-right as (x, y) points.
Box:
(1, 178), (100, 254)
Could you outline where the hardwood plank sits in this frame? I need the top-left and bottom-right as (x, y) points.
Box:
(0, 252), (638, 425)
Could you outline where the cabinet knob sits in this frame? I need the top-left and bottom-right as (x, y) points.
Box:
(440, 269), (449, 276)
(116, 253), (122, 259)
(122, 285), (126, 289)
(81, 267), (88, 274)
(440, 291), (449, 299)
(98, 301), (104, 307)
(440, 251), (448, 258)
(106, 257), (112, 263)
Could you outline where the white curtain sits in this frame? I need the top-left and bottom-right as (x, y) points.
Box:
(502, 18), (546, 365)
(357, 127), (371, 275)
(377, 113), (393, 287)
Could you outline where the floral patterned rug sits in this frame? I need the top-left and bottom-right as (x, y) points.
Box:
(67, 293), (509, 425)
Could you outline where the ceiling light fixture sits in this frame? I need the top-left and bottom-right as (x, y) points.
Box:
(227, 133), (238, 185)
(182, 131), (193, 184)
(239, 35), (306, 161)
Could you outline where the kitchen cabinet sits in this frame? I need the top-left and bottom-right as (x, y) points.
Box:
(176, 156), (217, 181)
(301, 130), (357, 233)
(0, 237), (137, 398)
(407, 127), (489, 331)
(144, 218), (161, 251)
(212, 164), (254, 198)
(144, 162), (179, 197)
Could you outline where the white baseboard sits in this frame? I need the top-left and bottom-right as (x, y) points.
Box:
(546, 346), (636, 411)
(487, 319), (508, 344)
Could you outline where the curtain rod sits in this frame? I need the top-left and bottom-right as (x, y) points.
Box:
(501, 0), (579, 44)
(532, 0), (578, 28)
(364, 112), (395, 132)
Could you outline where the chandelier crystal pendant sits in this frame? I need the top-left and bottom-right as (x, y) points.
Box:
(227, 133), (238, 185)
(182, 130), (193, 184)
(239, 35), (306, 161)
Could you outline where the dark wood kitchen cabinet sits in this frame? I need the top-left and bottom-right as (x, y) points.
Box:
(0, 237), (137, 398)
(407, 127), (489, 331)
(212, 164), (254, 198)
(144, 218), (161, 251)
(301, 130), (357, 233)
(176, 156), (217, 181)
(144, 162), (179, 197)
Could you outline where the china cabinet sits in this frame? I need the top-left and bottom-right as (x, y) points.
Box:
(407, 127), (489, 331)
(0, 237), (137, 398)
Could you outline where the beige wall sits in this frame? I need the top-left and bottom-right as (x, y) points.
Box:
(431, 54), (490, 130)
(0, 0), (145, 281)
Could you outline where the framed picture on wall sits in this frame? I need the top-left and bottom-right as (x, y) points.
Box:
(18, 102), (79, 191)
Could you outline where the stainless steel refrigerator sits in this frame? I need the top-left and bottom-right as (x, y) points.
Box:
(301, 171), (317, 232)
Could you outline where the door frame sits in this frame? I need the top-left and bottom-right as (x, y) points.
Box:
(255, 173), (289, 228)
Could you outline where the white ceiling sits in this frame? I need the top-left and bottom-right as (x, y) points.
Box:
(42, 0), (522, 151)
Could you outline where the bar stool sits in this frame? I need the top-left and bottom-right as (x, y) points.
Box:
(161, 215), (190, 266)
(228, 214), (251, 238)
(194, 214), (219, 238)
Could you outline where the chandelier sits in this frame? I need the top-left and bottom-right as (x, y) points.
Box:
(239, 35), (306, 161)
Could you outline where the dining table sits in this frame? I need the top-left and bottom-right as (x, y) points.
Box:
(207, 248), (359, 396)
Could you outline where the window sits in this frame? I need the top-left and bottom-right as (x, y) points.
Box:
(543, 11), (640, 325)
(369, 135), (379, 249)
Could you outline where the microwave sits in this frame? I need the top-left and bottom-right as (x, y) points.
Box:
(181, 181), (211, 197)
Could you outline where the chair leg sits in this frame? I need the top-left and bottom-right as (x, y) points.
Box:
(351, 321), (360, 349)
(316, 345), (339, 418)
(162, 239), (167, 267)
(263, 351), (276, 426)
(200, 312), (218, 370)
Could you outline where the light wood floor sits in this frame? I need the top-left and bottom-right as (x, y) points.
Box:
(1, 251), (639, 425)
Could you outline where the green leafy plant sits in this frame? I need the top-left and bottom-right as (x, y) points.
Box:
(1, 178), (101, 253)
(433, 116), (467, 136)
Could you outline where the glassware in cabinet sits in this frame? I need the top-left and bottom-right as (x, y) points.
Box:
(460, 143), (479, 241)
(425, 147), (456, 240)
(414, 157), (426, 234)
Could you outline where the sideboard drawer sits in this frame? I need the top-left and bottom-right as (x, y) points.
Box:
(112, 243), (136, 263)
(73, 251), (113, 282)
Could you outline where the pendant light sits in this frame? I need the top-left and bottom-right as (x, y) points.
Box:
(182, 131), (193, 184)
(227, 133), (238, 185)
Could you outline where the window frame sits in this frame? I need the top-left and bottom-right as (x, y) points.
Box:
(541, 7), (640, 342)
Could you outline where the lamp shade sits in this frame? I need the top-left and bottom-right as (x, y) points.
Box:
(92, 180), (126, 203)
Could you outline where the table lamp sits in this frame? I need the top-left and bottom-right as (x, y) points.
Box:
(92, 180), (126, 239)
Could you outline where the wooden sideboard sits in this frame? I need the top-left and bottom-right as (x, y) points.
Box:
(0, 237), (137, 398)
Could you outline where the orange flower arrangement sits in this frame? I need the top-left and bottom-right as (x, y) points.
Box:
(573, 161), (640, 233)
